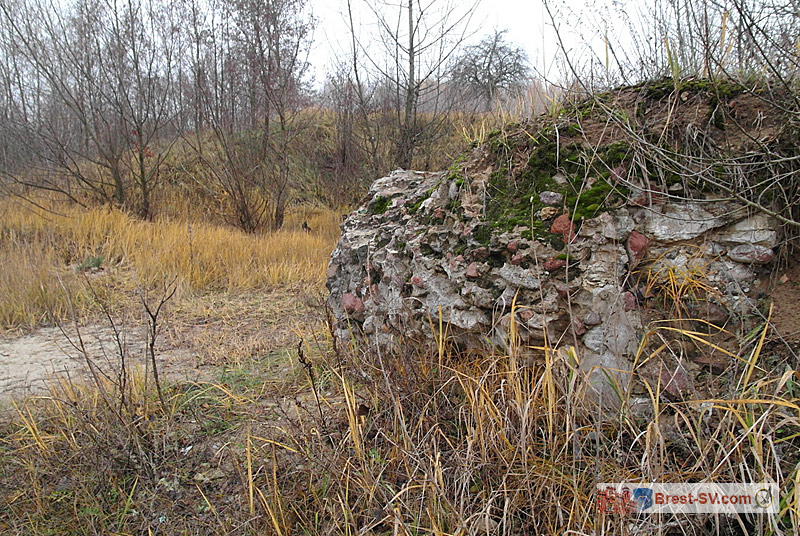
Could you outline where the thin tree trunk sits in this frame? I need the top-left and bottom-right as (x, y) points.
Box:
(399, 0), (415, 169)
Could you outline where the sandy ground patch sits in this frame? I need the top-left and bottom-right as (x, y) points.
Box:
(0, 323), (203, 399)
(0, 288), (324, 400)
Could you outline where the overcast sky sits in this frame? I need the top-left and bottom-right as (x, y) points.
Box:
(305, 0), (644, 87)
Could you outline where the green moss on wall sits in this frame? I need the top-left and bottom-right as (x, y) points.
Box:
(603, 142), (630, 167)
(408, 188), (434, 214)
(370, 195), (391, 215)
(639, 77), (746, 102)
(472, 224), (492, 246)
(482, 132), (632, 248)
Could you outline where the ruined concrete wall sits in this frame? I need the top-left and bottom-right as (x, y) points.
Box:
(326, 167), (777, 401)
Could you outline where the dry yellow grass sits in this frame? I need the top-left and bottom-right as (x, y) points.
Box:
(2, 197), (799, 535)
(0, 240), (97, 330)
(0, 198), (341, 331)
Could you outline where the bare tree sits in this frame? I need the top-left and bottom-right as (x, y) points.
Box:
(450, 30), (531, 112)
(185, 0), (313, 231)
(0, 0), (183, 218)
(347, 0), (478, 170)
(542, 0), (800, 88)
(320, 67), (368, 204)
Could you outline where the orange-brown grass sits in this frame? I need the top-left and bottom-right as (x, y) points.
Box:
(0, 240), (75, 330)
(0, 197), (341, 331)
(262, 313), (800, 535)
(1, 286), (798, 535)
(0, 326), (326, 535)
(232, 300), (798, 535)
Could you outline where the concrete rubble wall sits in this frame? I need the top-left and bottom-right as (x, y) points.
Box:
(326, 167), (777, 402)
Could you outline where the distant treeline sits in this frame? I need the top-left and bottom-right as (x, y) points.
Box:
(0, 0), (552, 230)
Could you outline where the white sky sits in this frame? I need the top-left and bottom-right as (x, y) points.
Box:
(305, 0), (643, 87)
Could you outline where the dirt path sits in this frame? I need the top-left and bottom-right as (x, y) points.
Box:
(0, 288), (322, 400)
(0, 324), (202, 399)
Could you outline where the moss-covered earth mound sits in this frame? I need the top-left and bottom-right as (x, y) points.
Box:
(451, 77), (798, 248)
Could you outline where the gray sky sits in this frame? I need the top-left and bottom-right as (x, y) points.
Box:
(305, 0), (643, 86)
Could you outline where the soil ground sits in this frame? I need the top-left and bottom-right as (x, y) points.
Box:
(769, 261), (800, 348)
(0, 324), (199, 398)
(0, 286), (325, 401)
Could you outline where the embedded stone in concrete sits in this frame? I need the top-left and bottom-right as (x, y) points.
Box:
(539, 191), (564, 206)
(727, 244), (774, 265)
(716, 214), (777, 247)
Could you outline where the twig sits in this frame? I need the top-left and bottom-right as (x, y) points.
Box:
(297, 338), (326, 429)
(140, 278), (177, 413)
